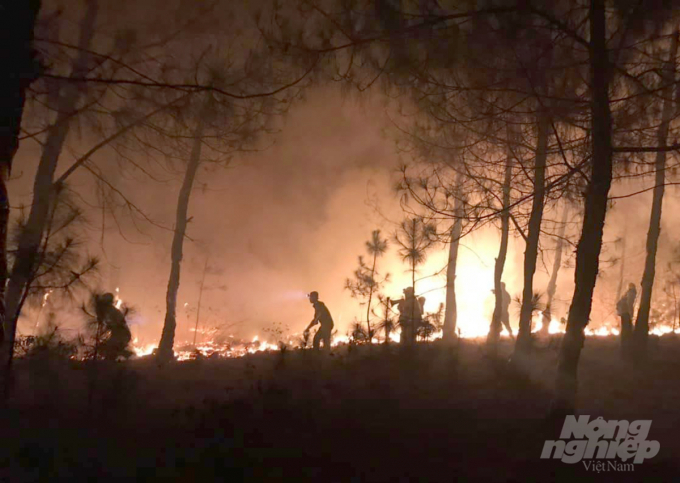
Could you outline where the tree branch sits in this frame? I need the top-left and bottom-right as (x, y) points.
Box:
(40, 57), (317, 100)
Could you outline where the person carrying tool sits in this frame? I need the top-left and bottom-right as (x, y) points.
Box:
(304, 291), (334, 351)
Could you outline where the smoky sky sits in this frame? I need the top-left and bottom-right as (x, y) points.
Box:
(13, 87), (403, 341)
(14, 83), (680, 343)
(12, 1), (680, 345)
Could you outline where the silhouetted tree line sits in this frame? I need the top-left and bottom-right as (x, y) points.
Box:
(262, 0), (680, 415)
(4, 0), (680, 423)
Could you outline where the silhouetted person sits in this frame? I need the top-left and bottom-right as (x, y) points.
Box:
(389, 287), (423, 346)
(96, 293), (132, 360)
(617, 283), (636, 356)
(492, 282), (514, 339)
(304, 291), (334, 351)
(418, 296), (426, 313)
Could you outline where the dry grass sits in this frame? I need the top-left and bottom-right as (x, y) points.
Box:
(2, 335), (680, 481)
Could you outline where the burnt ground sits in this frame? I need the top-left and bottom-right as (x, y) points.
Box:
(2, 335), (680, 482)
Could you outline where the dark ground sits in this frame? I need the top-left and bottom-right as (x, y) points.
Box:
(2, 335), (680, 482)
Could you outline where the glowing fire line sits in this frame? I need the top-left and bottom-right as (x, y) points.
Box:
(130, 311), (680, 360)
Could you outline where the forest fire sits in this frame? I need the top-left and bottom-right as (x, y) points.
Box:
(114, 287), (123, 310)
(174, 336), (282, 361)
(9, 1), (680, 479)
(72, 276), (680, 361)
(128, 314), (680, 361)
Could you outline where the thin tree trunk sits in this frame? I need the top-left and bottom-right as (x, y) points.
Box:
(0, 0), (42, 391)
(487, 137), (513, 348)
(157, 120), (205, 360)
(515, 113), (549, 356)
(409, 249), (415, 344)
(193, 256), (209, 347)
(615, 223), (627, 304)
(443, 187), (463, 341)
(411, 218), (417, 297)
(401, 231), (417, 347)
(366, 253), (377, 343)
(383, 298), (391, 344)
(540, 205), (568, 336)
(2, 0), (98, 368)
(615, 221), (632, 356)
(553, 0), (613, 416)
(633, 30), (679, 362)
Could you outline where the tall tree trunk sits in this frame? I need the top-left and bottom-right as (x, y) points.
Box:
(157, 120), (205, 360)
(515, 114), (550, 356)
(0, 0), (42, 388)
(633, 30), (679, 362)
(553, 0), (613, 416)
(443, 186), (463, 341)
(540, 205), (569, 336)
(487, 140), (513, 348)
(2, 0), (98, 368)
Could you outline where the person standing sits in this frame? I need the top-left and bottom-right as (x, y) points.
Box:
(389, 287), (423, 346)
(617, 283), (637, 357)
(492, 282), (514, 339)
(304, 291), (334, 351)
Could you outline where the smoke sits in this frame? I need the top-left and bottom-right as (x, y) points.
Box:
(12, 84), (680, 344)
(278, 291), (312, 302)
(14, 87), (403, 342)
